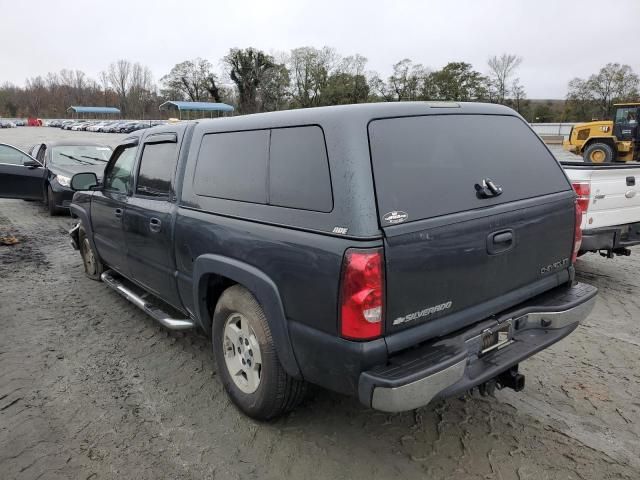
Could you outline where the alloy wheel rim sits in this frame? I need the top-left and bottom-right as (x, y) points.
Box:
(223, 313), (262, 394)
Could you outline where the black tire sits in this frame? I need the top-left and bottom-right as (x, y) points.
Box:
(212, 285), (307, 420)
(583, 143), (614, 163)
(47, 185), (64, 216)
(79, 226), (104, 280)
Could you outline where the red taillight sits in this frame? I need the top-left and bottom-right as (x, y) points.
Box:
(339, 248), (384, 340)
(571, 182), (588, 263)
(572, 202), (583, 263)
(572, 181), (590, 213)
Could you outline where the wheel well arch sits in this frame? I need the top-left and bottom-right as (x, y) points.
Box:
(192, 254), (302, 379)
(201, 273), (236, 329)
(583, 137), (616, 151)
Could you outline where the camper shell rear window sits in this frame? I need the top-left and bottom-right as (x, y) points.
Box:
(368, 114), (570, 224)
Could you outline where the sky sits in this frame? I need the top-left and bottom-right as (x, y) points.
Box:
(1, 0), (639, 98)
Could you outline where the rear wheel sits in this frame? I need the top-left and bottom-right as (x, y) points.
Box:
(583, 143), (614, 163)
(212, 285), (307, 420)
(79, 227), (104, 280)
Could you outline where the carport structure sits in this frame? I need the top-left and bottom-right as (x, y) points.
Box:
(67, 106), (121, 119)
(158, 101), (234, 120)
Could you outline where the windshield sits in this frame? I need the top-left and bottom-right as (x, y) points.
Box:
(50, 145), (112, 166)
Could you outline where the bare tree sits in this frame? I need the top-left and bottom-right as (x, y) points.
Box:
(566, 77), (595, 120)
(129, 63), (155, 118)
(224, 48), (276, 114)
(24, 76), (47, 115)
(487, 53), (523, 104)
(288, 47), (339, 108)
(510, 79), (526, 113)
(161, 58), (218, 102)
(588, 63), (639, 118)
(370, 59), (426, 101)
(104, 60), (132, 115)
(102, 60), (156, 117)
(566, 64), (639, 120)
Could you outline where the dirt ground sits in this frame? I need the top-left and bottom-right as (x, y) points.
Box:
(0, 128), (639, 479)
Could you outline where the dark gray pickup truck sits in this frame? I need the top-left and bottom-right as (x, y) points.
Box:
(64, 102), (597, 419)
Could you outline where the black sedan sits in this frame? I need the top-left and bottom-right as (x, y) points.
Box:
(0, 141), (112, 215)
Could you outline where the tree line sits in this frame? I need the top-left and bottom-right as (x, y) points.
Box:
(0, 47), (638, 122)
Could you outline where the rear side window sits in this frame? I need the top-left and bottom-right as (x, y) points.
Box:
(194, 130), (269, 204)
(269, 126), (332, 212)
(136, 141), (178, 197)
(194, 126), (332, 211)
(369, 114), (570, 223)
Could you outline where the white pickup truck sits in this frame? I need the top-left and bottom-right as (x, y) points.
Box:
(562, 161), (640, 257)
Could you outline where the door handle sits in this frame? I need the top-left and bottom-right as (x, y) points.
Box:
(493, 231), (513, 244)
(149, 217), (162, 233)
(114, 208), (123, 218)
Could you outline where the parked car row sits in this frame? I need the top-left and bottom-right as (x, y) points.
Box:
(0, 119), (29, 127)
(46, 119), (168, 133)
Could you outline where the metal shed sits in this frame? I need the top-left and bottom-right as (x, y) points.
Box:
(158, 101), (234, 119)
(66, 106), (121, 119)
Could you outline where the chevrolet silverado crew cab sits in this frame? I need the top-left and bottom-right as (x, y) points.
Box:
(562, 161), (640, 258)
(63, 102), (597, 420)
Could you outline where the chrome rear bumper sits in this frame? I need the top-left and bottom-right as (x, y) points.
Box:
(360, 282), (597, 412)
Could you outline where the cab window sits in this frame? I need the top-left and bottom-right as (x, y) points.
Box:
(615, 107), (638, 124)
(103, 145), (137, 194)
(135, 140), (178, 198)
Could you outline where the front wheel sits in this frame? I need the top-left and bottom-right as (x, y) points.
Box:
(47, 186), (64, 216)
(79, 227), (104, 280)
(212, 285), (307, 420)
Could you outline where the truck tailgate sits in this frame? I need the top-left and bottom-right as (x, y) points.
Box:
(563, 163), (640, 230)
(381, 195), (575, 337)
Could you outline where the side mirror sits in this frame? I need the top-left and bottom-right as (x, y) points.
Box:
(22, 158), (41, 168)
(71, 172), (99, 191)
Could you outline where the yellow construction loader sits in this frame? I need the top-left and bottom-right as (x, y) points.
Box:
(563, 102), (639, 163)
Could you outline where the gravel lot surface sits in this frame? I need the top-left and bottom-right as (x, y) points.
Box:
(1, 128), (638, 480)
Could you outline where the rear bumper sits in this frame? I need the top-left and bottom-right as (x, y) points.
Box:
(358, 282), (597, 412)
(581, 222), (640, 252)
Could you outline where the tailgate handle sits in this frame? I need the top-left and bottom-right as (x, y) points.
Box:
(487, 229), (515, 254)
(493, 232), (513, 244)
(627, 176), (635, 186)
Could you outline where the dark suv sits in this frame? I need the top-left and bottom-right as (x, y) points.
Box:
(65, 102), (597, 419)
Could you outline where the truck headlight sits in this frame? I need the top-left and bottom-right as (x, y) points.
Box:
(56, 175), (71, 187)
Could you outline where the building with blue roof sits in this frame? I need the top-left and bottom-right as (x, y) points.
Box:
(159, 101), (234, 119)
(66, 106), (121, 118)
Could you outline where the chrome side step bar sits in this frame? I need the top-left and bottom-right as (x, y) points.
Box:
(100, 271), (195, 331)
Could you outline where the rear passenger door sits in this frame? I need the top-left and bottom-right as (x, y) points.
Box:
(124, 132), (182, 308)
